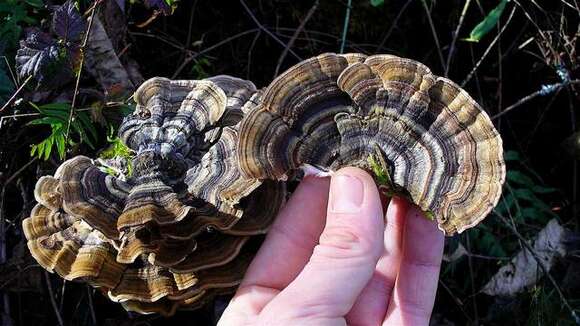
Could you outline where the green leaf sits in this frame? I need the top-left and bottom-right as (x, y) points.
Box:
(24, 0), (44, 8)
(507, 170), (535, 188)
(39, 102), (72, 111)
(77, 112), (98, 142)
(100, 137), (134, 160)
(463, 0), (509, 42)
(55, 132), (66, 159)
(28, 116), (64, 126)
(512, 188), (539, 203)
(28, 101), (100, 160)
(370, 0), (384, 7)
(496, 194), (515, 215)
(516, 207), (544, 221)
(504, 150), (520, 161)
(531, 185), (559, 194)
(44, 134), (53, 160)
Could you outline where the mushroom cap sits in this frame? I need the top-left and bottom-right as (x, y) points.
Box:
(238, 53), (505, 235)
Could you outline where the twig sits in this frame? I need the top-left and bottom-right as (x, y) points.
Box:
(375, 0), (413, 53)
(64, 2), (100, 152)
(438, 280), (474, 323)
(464, 233), (480, 323)
(339, 0), (352, 53)
(59, 281), (66, 312)
(274, 0), (319, 77)
(238, 0), (301, 60)
(247, 31), (261, 80)
(135, 10), (161, 29)
(44, 272), (64, 326)
(491, 79), (580, 120)
(420, 0), (446, 71)
(461, 5), (517, 87)
(1, 56), (17, 86)
(86, 286), (97, 325)
(496, 21), (503, 121)
(0, 76), (32, 114)
(495, 212), (580, 324)
(185, 0), (198, 49)
(172, 29), (259, 78)
(129, 31), (190, 53)
(445, 0), (472, 76)
(567, 89), (578, 229)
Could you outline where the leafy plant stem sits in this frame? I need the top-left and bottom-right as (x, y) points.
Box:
(0, 75), (32, 113)
(64, 2), (99, 152)
(339, 0), (352, 53)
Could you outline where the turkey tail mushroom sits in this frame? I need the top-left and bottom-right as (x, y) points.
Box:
(22, 75), (286, 315)
(237, 53), (505, 235)
(23, 53), (505, 315)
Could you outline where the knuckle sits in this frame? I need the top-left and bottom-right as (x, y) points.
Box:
(313, 225), (377, 261)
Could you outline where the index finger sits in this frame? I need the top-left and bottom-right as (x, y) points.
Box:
(220, 176), (330, 322)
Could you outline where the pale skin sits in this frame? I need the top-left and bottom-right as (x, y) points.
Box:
(219, 167), (444, 326)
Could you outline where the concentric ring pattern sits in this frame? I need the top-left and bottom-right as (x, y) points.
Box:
(23, 53), (505, 315)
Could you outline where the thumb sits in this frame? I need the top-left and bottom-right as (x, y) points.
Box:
(259, 167), (384, 324)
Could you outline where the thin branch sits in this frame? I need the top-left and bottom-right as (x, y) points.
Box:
(376, 0), (413, 53)
(438, 280), (474, 323)
(64, 2), (100, 151)
(491, 80), (580, 120)
(172, 29), (259, 78)
(274, 0), (319, 77)
(0, 76), (32, 114)
(461, 5), (517, 87)
(247, 31), (261, 80)
(1, 56), (17, 86)
(445, 0), (472, 76)
(44, 272), (64, 326)
(238, 0), (301, 60)
(464, 233), (480, 323)
(340, 0), (352, 53)
(86, 286), (97, 325)
(129, 31), (191, 53)
(420, 0), (446, 71)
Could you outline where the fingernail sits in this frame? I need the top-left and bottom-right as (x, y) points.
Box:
(330, 174), (364, 213)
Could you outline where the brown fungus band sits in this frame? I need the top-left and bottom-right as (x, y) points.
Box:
(23, 53), (504, 315)
(22, 76), (285, 315)
(238, 53), (505, 235)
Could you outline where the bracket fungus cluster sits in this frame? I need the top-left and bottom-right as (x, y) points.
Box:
(23, 53), (505, 315)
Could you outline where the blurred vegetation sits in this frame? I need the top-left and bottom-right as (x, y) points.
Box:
(0, 0), (579, 325)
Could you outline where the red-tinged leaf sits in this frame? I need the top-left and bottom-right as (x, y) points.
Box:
(52, 0), (86, 43)
(15, 28), (74, 89)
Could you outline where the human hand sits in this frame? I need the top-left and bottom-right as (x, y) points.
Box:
(219, 167), (444, 326)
